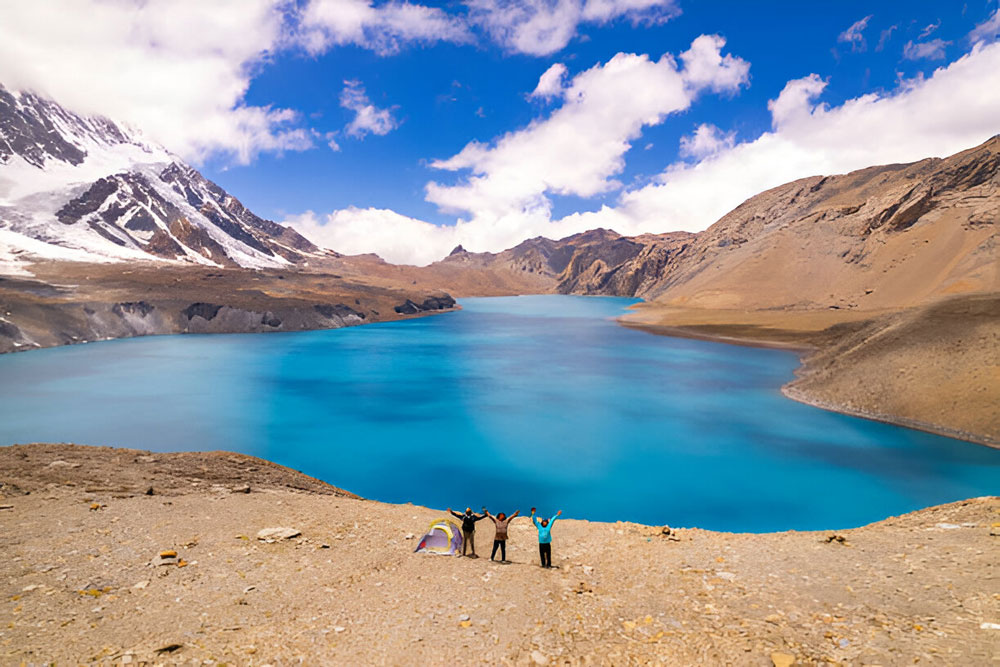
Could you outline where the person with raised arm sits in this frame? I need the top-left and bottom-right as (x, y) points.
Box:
(530, 507), (562, 568)
(447, 506), (486, 557)
(484, 508), (520, 562)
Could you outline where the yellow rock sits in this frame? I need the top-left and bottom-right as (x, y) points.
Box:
(771, 652), (795, 667)
(643, 615), (653, 625)
(459, 620), (472, 628)
(622, 621), (637, 631)
(159, 550), (177, 558)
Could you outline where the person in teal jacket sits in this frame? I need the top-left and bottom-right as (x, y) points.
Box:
(530, 507), (562, 568)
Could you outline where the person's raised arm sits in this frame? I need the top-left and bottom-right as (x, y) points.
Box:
(449, 509), (462, 519)
(511, 509), (521, 519)
(550, 510), (562, 523)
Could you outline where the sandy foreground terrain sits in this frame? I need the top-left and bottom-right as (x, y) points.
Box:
(1, 444), (998, 665)
(620, 293), (1000, 448)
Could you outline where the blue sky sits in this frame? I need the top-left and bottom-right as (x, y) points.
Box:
(2, 1), (999, 263)
(216, 2), (991, 224)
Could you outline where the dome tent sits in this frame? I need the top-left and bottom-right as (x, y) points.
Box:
(414, 519), (462, 555)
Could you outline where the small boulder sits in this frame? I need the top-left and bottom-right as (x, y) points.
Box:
(530, 650), (549, 665)
(771, 652), (795, 667)
(256, 527), (301, 542)
(232, 484), (251, 494)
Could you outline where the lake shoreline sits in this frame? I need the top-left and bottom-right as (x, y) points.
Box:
(618, 294), (1000, 449)
(2, 442), (997, 664)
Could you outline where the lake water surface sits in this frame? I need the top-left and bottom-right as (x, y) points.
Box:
(0, 295), (996, 531)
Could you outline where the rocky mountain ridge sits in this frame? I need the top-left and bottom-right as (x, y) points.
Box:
(523, 136), (997, 309)
(0, 84), (324, 272)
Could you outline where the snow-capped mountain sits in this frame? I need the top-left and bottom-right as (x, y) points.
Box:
(0, 84), (322, 272)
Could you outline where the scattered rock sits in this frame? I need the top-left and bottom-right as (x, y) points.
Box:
(0, 504), (13, 511)
(154, 643), (183, 654)
(133, 581), (149, 590)
(764, 614), (782, 624)
(981, 622), (1000, 630)
(232, 484), (251, 494)
(770, 652), (795, 667)
(823, 534), (849, 545)
(530, 649), (549, 665)
(935, 523), (961, 530)
(257, 527), (301, 541)
(152, 550), (179, 566)
(334, 626), (346, 633)
(404, 533), (415, 540)
(48, 460), (81, 469)
(144, 486), (154, 496)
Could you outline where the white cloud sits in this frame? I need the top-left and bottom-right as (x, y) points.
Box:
(903, 38), (951, 61)
(340, 81), (398, 138)
(298, 0), (472, 55)
(679, 123), (735, 159)
(289, 41), (1000, 265)
(425, 36), (748, 223)
(876, 25), (897, 52)
(838, 15), (872, 52)
(287, 208), (460, 265)
(919, 20), (940, 39)
(530, 63), (569, 99)
(566, 41), (1000, 240)
(468, 0), (678, 56)
(0, 0), (311, 165)
(581, 0), (680, 24)
(968, 8), (1000, 44)
(679, 34), (751, 93)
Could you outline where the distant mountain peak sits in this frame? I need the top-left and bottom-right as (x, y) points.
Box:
(0, 84), (321, 271)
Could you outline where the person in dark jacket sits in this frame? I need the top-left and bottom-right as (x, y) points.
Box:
(447, 507), (486, 557)
(485, 509), (520, 562)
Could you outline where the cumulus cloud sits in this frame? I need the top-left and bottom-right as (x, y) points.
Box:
(340, 81), (399, 138)
(468, 0), (679, 56)
(679, 123), (736, 159)
(287, 208), (461, 264)
(903, 38), (951, 61)
(424, 36), (748, 222)
(564, 41), (1000, 240)
(838, 15), (872, 52)
(530, 63), (569, 99)
(288, 41), (1000, 265)
(968, 8), (1000, 44)
(297, 0), (472, 55)
(0, 0), (310, 164)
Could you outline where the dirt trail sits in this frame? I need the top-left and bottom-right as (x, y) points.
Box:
(2, 444), (997, 665)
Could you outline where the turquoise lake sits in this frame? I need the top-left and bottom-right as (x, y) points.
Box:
(0, 295), (996, 531)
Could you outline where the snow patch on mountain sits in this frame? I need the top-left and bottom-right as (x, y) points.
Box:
(0, 84), (320, 273)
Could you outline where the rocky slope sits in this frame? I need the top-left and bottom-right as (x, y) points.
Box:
(0, 262), (454, 354)
(544, 136), (998, 308)
(1, 443), (997, 665)
(0, 84), (324, 272)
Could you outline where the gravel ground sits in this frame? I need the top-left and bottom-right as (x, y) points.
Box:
(1, 444), (998, 665)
